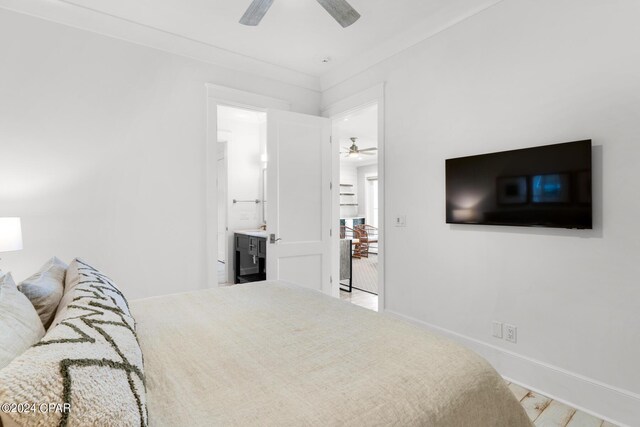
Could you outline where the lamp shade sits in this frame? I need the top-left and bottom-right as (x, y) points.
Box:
(0, 217), (23, 253)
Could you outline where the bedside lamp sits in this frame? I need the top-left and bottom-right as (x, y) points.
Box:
(0, 218), (23, 261)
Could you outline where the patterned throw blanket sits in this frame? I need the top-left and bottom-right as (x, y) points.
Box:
(0, 259), (147, 427)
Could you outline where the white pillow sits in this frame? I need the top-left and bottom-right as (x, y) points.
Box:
(18, 257), (68, 329)
(0, 272), (46, 369)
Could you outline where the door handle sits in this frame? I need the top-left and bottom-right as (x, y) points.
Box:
(269, 234), (282, 244)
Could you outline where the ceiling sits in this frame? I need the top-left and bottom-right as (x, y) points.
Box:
(336, 103), (377, 167)
(48, 0), (502, 80)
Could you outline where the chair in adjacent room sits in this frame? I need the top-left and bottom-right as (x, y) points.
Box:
(340, 226), (362, 259)
(355, 225), (378, 258)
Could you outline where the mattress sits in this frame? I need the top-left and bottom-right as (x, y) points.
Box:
(130, 281), (532, 426)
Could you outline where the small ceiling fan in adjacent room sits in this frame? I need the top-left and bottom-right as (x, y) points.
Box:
(240, 0), (361, 28)
(342, 137), (377, 158)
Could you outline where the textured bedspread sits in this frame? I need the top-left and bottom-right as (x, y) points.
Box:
(130, 281), (531, 427)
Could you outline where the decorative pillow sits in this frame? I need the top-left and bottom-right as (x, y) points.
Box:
(18, 257), (68, 329)
(0, 259), (147, 427)
(49, 258), (131, 330)
(0, 272), (46, 370)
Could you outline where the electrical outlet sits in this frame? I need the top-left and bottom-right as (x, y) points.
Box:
(505, 324), (517, 343)
(492, 321), (503, 339)
(394, 215), (406, 227)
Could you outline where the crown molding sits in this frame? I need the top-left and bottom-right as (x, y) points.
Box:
(319, 0), (505, 91)
(0, 0), (321, 92)
(0, 0), (507, 94)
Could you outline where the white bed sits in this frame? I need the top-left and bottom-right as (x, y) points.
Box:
(130, 281), (531, 427)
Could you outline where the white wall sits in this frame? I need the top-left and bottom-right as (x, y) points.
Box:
(339, 164), (358, 218)
(356, 164), (378, 218)
(323, 0), (640, 424)
(0, 9), (319, 299)
(220, 111), (266, 232)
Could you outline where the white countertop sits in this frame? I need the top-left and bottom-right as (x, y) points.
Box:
(235, 230), (268, 238)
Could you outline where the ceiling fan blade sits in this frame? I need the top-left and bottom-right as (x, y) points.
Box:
(316, 0), (361, 28)
(360, 152), (375, 155)
(239, 0), (274, 26)
(358, 148), (377, 152)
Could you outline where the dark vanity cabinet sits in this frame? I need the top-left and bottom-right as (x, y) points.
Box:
(234, 233), (267, 284)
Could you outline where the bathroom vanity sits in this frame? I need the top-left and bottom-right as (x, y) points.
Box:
(234, 231), (267, 284)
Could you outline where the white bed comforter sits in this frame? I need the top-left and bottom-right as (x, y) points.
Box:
(130, 281), (531, 427)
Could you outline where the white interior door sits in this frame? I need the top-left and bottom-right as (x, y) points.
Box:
(266, 109), (332, 293)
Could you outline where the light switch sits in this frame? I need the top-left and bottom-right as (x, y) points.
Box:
(492, 321), (503, 339)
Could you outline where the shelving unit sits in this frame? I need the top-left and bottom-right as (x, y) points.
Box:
(340, 183), (358, 208)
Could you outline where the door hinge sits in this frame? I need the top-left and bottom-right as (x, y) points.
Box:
(330, 228), (332, 237)
(330, 276), (333, 284)
(330, 181), (333, 190)
(330, 135), (333, 144)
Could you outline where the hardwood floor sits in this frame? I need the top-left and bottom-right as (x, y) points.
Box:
(504, 380), (616, 427)
(351, 254), (378, 294)
(339, 293), (616, 426)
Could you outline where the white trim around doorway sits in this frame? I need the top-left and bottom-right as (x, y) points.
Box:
(205, 84), (291, 288)
(322, 83), (386, 311)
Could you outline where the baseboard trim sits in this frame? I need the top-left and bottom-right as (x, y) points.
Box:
(384, 309), (639, 427)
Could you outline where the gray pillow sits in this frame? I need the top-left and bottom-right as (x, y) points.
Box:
(18, 257), (68, 329)
(0, 272), (45, 370)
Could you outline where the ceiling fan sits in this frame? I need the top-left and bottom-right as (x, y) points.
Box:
(240, 0), (361, 28)
(342, 137), (377, 158)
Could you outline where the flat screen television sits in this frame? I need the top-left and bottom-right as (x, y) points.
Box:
(446, 140), (592, 229)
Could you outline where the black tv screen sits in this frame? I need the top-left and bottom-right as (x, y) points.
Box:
(446, 140), (592, 229)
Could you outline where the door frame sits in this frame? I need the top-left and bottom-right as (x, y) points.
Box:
(216, 140), (229, 283)
(205, 84), (291, 288)
(321, 83), (386, 310)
